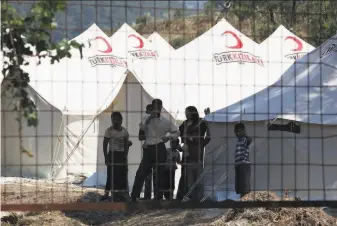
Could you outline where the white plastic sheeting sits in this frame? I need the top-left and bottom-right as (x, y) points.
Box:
(260, 25), (315, 84)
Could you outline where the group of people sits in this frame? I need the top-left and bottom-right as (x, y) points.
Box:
(102, 99), (252, 202)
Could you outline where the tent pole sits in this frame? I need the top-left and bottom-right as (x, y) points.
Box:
(50, 114), (65, 176)
(52, 114), (98, 178)
(52, 72), (128, 178)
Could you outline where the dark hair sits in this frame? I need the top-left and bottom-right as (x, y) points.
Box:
(234, 122), (245, 131)
(111, 112), (122, 119)
(152, 99), (162, 107)
(146, 104), (152, 111)
(185, 106), (199, 124)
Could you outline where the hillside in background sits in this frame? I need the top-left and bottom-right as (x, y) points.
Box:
(122, 0), (337, 49)
(6, 0), (337, 49)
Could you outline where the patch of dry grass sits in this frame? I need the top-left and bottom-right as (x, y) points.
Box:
(211, 191), (337, 226)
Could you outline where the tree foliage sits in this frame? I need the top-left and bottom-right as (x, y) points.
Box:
(1, 1), (83, 156)
(202, 0), (337, 45)
(169, 36), (193, 49)
(173, 8), (184, 20)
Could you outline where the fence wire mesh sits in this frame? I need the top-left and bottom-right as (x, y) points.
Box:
(1, 0), (337, 225)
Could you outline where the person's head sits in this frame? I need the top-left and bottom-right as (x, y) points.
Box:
(146, 104), (152, 115)
(234, 122), (246, 138)
(151, 99), (163, 115)
(111, 112), (123, 127)
(185, 106), (199, 123)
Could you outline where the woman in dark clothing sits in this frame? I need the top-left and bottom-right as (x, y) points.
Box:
(176, 106), (211, 201)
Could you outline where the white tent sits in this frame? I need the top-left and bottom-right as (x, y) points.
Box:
(260, 25), (315, 84)
(2, 23), (124, 179)
(1, 22), (178, 192)
(82, 23), (179, 189)
(204, 34), (337, 201)
(1, 83), (65, 178)
(147, 32), (175, 58)
(130, 19), (268, 121)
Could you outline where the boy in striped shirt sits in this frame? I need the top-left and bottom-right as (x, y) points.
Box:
(234, 123), (252, 198)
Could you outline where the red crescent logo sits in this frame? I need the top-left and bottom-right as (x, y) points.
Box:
(128, 34), (144, 49)
(285, 36), (303, 51)
(222, 31), (243, 49)
(94, 36), (113, 53)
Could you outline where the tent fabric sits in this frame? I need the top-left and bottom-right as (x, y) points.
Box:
(131, 18), (269, 121)
(147, 32), (175, 58)
(204, 119), (337, 201)
(260, 25), (315, 84)
(1, 83), (66, 179)
(202, 34), (337, 201)
(205, 34), (337, 124)
(24, 24), (129, 116)
(80, 72), (179, 189)
(14, 23), (179, 190)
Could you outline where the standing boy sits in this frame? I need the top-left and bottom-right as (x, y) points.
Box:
(234, 123), (252, 198)
(103, 112), (131, 201)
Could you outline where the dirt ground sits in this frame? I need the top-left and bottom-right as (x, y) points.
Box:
(1, 181), (337, 226)
(0, 181), (227, 226)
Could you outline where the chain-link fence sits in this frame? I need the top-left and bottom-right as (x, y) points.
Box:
(1, 0), (337, 225)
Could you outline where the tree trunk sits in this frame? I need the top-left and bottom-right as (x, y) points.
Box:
(269, 7), (276, 25)
(291, 0), (297, 27)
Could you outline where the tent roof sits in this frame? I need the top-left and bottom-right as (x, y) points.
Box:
(111, 23), (156, 58)
(72, 23), (108, 43)
(175, 18), (260, 60)
(147, 32), (175, 58)
(130, 19), (269, 120)
(260, 25), (316, 83)
(205, 34), (337, 125)
(25, 24), (129, 115)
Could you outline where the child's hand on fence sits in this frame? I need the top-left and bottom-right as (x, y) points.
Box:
(204, 107), (210, 115)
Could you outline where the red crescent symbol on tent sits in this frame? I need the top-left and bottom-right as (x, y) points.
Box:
(94, 36), (113, 53)
(128, 34), (144, 49)
(285, 36), (303, 51)
(222, 31), (243, 49)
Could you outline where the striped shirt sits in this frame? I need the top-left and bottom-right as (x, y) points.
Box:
(235, 136), (250, 165)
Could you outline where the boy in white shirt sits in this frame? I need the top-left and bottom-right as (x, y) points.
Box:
(102, 112), (132, 201)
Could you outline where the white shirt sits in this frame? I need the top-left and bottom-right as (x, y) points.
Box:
(104, 126), (129, 152)
(140, 115), (180, 146)
(141, 115), (149, 148)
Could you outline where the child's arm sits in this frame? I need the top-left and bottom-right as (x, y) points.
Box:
(103, 129), (110, 165)
(124, 130), (130, 156)
(103, 137), (109, 164)
(124, 138), (130, 156)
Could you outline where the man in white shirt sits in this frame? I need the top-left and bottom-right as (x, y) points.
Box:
(131, 99), (180, 201)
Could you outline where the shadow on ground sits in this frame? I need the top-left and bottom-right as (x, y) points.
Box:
(63, 191), (227, 226)
(63, 191), (126, 225)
